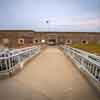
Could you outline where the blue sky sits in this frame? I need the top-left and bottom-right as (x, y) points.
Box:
(0, 0), (100, 32)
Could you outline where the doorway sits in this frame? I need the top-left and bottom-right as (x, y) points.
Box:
(48, 39), (56, 46)
(47, 34), (57, 46)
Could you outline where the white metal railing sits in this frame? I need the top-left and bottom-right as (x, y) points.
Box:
(63, 46), (100, 82)
(0, 46), (40, 74)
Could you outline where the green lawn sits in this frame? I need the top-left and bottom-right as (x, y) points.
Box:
(71, 43), (100, 55)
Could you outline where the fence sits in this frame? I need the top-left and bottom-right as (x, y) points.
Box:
(63, 46), (100, 82)
(0, 46), (40, 75)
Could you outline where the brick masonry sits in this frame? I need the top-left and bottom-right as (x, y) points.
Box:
(0, 30), (100, 48)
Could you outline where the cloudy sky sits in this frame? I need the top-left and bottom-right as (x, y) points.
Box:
(0, 0), (100, 32)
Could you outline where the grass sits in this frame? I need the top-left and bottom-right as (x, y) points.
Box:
(71, 43), (100, 55)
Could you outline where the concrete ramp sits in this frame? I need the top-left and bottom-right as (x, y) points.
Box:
(0, 47), (99, 100)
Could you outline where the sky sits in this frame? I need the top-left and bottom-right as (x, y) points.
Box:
(0, 0), (100, 32)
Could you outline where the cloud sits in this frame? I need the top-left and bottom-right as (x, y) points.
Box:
(80, 18), (100, 27)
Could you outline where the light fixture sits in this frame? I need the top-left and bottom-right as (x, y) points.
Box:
(41, 39), (45, 43)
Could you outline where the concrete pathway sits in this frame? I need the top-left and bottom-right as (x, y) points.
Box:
(0, 47), (99, 100)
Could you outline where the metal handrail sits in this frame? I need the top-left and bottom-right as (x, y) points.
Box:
(63, 46), (100, 82)
(0, 46), (40, 73)
(69, 47), (100, 62)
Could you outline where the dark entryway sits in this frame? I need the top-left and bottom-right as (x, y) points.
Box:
(48, 39), (56, 46)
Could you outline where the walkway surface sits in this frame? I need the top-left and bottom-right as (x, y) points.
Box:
(0, 47), (99, 100)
